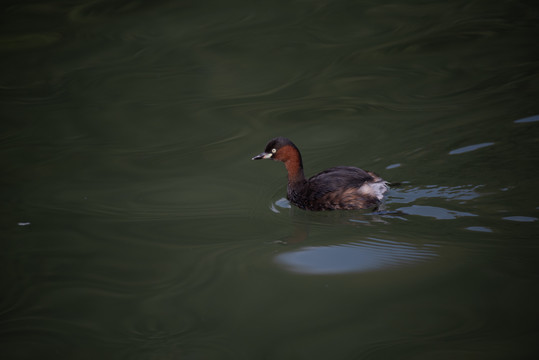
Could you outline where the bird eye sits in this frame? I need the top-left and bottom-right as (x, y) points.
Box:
(271, 148), (276, 153)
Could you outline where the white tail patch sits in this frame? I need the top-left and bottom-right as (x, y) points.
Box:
(358, 181), (389, 200)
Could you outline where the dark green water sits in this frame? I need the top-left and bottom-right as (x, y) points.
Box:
(2, 0), (539, 359)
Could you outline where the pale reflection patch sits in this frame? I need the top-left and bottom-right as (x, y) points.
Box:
(502, 216), (537, 222)
(270, 198), (291, 213)
(448, 142), (494, 155)
(397, 205), (476, 220)
(514, 114), (539, 123)
(275, 239), (438, 274)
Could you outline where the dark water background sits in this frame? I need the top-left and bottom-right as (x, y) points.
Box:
(2, 0), (539, 359)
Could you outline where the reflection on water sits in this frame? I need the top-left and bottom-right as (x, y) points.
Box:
(448, 142), (495, 155)
(270, 184), (482, 218)
(269, 197), (291, 213)
(514, 114), (539, 124)
(2, 0), (539, 358)
(385, 163), (401, 169)
(388, 185), (482, 204)
(502, 216), (538, 223)
(275, 238), (438, 274)
(397, 205), (476, 220)
(465, 226), (493, 233)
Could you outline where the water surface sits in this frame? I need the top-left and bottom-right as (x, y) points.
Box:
(1, 0), (539, 359)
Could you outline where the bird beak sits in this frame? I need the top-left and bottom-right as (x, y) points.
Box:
(252, 152), (272, 160)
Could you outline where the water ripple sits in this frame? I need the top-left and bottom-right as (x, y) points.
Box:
(275, 238), (438, 274)
(0, 32), (61, 51)
(449, 142), (495, 155)
(31, 176), (253, 221)
(502, 216), (537, 223)
(388, 185), (482, 204)
(514, 114), (539, 124)
(397, 205), (476, 220)
(67, 0), (160, 23)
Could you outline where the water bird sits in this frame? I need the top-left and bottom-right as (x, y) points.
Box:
(252, 137), (389, 210)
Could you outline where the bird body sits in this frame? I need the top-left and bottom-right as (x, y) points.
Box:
(252, 137), (388, 211)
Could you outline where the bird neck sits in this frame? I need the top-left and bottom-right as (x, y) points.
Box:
(284, 154), (305, 184)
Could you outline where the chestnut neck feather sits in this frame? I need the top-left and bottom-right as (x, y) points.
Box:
(279, 145), (305, 183)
